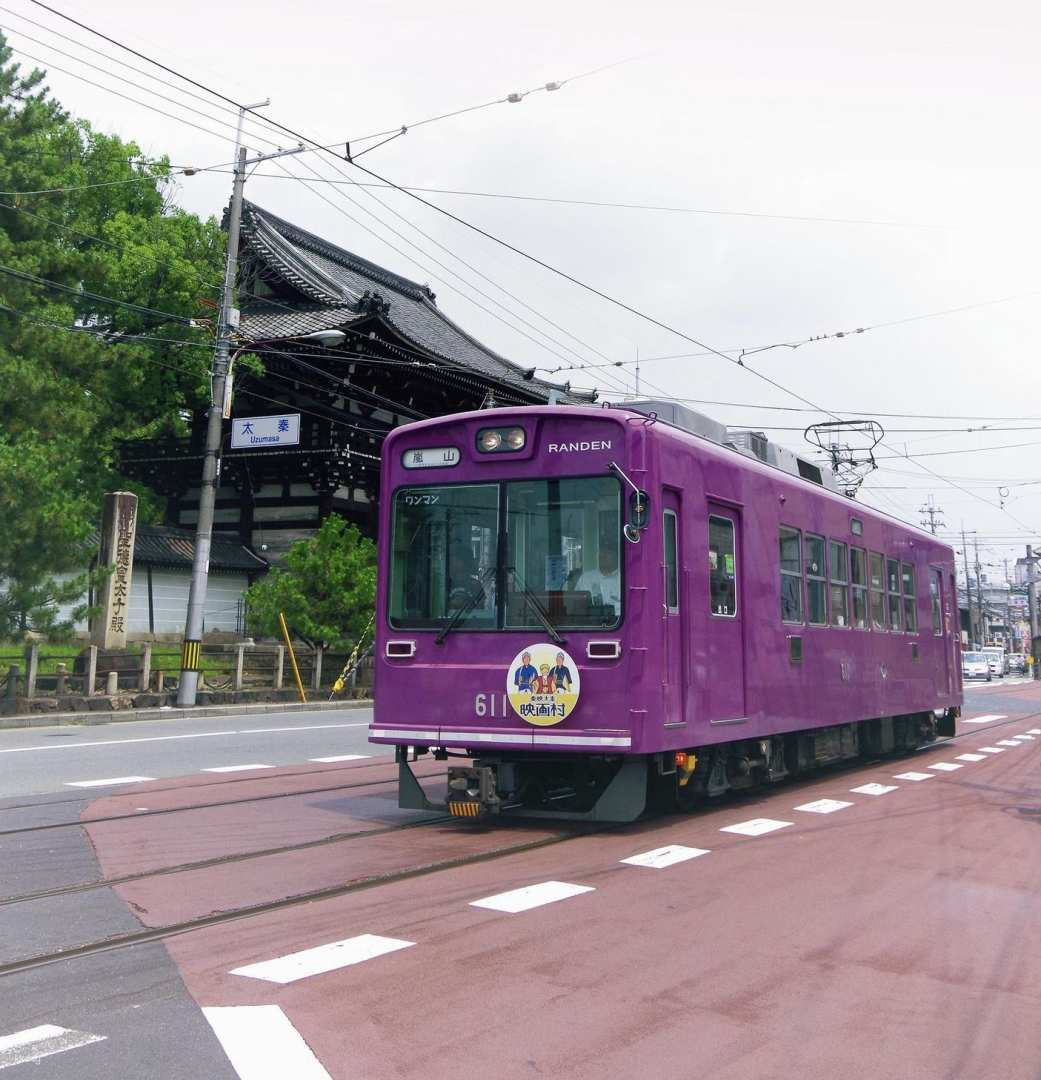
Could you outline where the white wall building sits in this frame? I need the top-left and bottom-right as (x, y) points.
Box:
(57, 525), (268, 639)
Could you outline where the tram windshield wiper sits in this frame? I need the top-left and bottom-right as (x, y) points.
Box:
(507, 567), (565, 645)
(435, 566), (496, 645)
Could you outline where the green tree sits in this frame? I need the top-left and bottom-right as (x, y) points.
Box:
(244, 516), (377, 650)
(0, 33), (224, 638)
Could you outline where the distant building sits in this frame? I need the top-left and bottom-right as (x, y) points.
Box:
(120, 201), (589, 559)
(57, 525), (267, 639)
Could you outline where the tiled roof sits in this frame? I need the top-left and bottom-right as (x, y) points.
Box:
(237, 201), (594, 403)
(92, 525), (267, 573)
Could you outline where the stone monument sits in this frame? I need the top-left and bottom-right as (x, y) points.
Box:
(92, 491), (138, 649)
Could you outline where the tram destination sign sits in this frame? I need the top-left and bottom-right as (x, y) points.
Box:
(402, 446), (461, 469)
(230, 414), (301, 449)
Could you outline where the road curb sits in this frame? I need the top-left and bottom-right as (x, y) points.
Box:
(0, 697), (371, 730)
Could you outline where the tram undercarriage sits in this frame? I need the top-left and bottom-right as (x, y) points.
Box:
(396, 709), (959, 823)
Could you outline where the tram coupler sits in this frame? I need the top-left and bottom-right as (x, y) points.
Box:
(446, 764), (500, 818)
(395, 747), (496, 818)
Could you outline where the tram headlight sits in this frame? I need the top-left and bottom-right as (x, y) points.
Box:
(477, 427), (526, 453)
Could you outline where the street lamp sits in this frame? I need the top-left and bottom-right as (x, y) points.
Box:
(223, 329), (347, 417)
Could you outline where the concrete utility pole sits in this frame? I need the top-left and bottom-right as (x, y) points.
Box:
(918, 496), (945, 535)
(178, 104), (306, 706)
(961, 527), (974, 645)
(974, 537), (985, 645)
(1028, 545), (1040, 678)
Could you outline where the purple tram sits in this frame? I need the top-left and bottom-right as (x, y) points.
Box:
(369, 401), (962, 821)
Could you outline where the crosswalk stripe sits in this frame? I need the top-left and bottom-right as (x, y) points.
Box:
(0, 1025), (105, 1071)
(203, 1006), (330, 1080)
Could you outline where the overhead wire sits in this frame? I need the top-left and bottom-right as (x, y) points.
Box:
(0, 199), (224, 293)
(0, 262), (197, 323)
(19, 2), (1038, 531)
(3, 18), (635, 396)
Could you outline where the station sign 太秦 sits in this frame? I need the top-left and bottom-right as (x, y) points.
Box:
(402, 446), (461, 469)
(230, 414), (301, 449)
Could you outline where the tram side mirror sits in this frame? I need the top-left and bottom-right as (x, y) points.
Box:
(626, 489), (649, 544)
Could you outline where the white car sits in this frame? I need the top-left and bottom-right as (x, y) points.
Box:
(962, 652), (992, 681)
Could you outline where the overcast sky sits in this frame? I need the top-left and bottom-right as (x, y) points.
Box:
(5, 0), (1040, 577)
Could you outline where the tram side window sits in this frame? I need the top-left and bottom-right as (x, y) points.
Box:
(850, 547), (868, 629)
(663, 510), (679, 612)
(902, 563), (918, 632)
(829, 540), (849, 627)
(887, 557), (903, 631)
(930, 568), (943, 635)
(779, 526), (803, 623)
(805, 534), (827, 625)
(869, 552), (886, 630)
(708, 515), (736, 616)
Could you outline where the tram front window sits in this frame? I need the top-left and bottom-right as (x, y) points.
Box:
(505, 476), (622, 630)
(388, 484), (499, 629)
(388, 476), (622, 630)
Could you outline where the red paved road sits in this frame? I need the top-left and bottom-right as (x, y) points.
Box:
(84, 708), (1041, 1080)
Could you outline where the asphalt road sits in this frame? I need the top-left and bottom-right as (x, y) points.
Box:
(2, 683), (1041, 1079)
(0, 705), (376, 798)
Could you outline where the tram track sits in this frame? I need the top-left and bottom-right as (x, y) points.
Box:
(5, 704), (1028, 904)
(2, 707), (1037, 979)
(0, 823), (585, 980)
(0, 753), (401, 817)
(0, 759), (443, 838)
(0, 811), (452, 910)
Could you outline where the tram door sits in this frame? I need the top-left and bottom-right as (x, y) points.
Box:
(662, 491), (686, 726)
(705, 503), (746, 722)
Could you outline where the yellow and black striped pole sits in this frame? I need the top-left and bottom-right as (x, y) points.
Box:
(181, 639), (201, 672)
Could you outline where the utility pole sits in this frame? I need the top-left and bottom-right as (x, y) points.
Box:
(178, 103), (305, 706)
(974, 536), (984, 646)
(1028, 545), (1039, 678)
(918, 496), (945, 535)
(961, 526), (974, 645)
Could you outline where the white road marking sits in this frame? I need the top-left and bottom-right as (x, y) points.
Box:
(309, 754), (371, 763)
(202, 764), (273, 773)
(793, 799), (853, 814)
(0, 731), (236, 754)
(620, 845), (711, 869)
(0, 721), (371, 756)
(240, 723), (369, 734)
(719, 818), (793, 837)
(962, 714), (1008, 724)
(997, 740), (1022, 747)
(893, 771), (934, 781)
(928, 762), (963, 772)
(202, 1005), (330, 1080)
(851, 783), (898, 796)
(65, 776), (155, 788)
(956, 753), (987, 762)
(0, 1025), (105, 1070)
(978, 747), (1006, 753)
(1012, 734), (1035, 740)
(1027, 729), (1041, 735)
(230, 934), (414, 984)
(470, 881), (595, 913)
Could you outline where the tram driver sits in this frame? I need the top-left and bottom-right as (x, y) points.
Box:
(572, 545), (621, 617)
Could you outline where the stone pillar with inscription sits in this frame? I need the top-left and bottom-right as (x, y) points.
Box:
(92, 492), (138, 649)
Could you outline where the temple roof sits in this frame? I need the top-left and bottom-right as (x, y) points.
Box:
(90, 525), (268, 574)
(237, 201), (593, 403)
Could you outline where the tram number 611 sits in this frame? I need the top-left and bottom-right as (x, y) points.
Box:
(475, 693), (509, 717)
